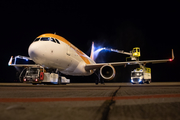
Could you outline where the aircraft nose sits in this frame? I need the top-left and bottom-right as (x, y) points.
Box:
(28, 42), (44, 62)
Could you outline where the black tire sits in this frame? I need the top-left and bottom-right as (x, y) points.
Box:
(147, 79), (151, 84)
(95, 79), (98, 85)
(57, 77), (61, 85)
(57, 77), (67, 85)
(94, 70), (100, 85)
(141, 80), (145, 84)
(100, 77), (105, 84)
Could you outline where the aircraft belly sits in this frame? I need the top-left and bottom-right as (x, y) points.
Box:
(61, 60), (92, 76)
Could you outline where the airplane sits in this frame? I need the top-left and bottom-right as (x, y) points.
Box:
(8, 33), (174, 84)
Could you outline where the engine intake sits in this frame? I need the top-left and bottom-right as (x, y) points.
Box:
(100, 64), (116, 80)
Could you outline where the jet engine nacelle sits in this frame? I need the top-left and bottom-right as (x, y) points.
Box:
(100, 64), (116, 80)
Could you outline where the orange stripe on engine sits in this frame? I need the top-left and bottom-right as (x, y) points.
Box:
(37, 33), (91, 64)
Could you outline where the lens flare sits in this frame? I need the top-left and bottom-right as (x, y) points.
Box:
(92, 42), (123, 62)
(94, 48), (104, 60)
(14, 66), (21, 72)
(93, 46), (120, 61)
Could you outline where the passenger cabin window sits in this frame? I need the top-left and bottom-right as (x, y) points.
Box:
(41, 37), (50, 41)
(55, 39), (60, 44)
(50, 38), (56, 43)
(34, 38), (40, 42)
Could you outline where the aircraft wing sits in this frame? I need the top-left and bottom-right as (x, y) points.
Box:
(8, 56), (42, 68)
(85, 49), (174, 71)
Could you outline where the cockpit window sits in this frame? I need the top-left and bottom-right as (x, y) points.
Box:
(50, 38), (56, 43)
(36, 37), (60, 44)
(41, 37), (50, 41)
(55, 39), (60, 44)
(34, 38), (40, 42)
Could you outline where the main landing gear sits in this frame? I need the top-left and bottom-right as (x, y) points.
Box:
(95, 70), (104, 85)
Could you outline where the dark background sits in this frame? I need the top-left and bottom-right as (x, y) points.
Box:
(0, 1), (179, 83)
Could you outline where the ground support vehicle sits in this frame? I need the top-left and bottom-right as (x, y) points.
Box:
(131, 67), (151, 84)
(23, 67), (70, 85)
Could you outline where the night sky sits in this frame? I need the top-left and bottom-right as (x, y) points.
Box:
(1, 1), (179, 82)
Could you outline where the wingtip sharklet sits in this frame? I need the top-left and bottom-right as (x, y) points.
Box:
(172, 49), (174, 60)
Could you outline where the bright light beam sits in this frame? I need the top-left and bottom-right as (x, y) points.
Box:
(94, 48), (104, 60)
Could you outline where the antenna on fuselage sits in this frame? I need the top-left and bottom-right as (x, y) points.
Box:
(54, 32), (56, 34)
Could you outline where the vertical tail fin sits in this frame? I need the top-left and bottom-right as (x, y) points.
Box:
(8, 56), (13, 66)
(90, 42), (94, 60)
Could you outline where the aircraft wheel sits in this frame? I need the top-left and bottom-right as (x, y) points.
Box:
(57, 77), (61, 85)
(141, 80), (145, 84)
(147, 79), (151, 84)
(95, 79), (98, 85)
(100, 78), (104, 84)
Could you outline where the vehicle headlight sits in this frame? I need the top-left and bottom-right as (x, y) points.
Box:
(131, 79), (134, 82)
(138, 79), (142, 82)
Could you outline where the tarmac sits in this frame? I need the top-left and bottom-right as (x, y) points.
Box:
(0, 82), (180, 120)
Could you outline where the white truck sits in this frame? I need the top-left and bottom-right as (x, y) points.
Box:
(131, 67), (151, 84)
(23, 67), (70, 85)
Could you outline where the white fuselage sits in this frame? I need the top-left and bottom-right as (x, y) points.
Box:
(28, 40), (95, 76)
